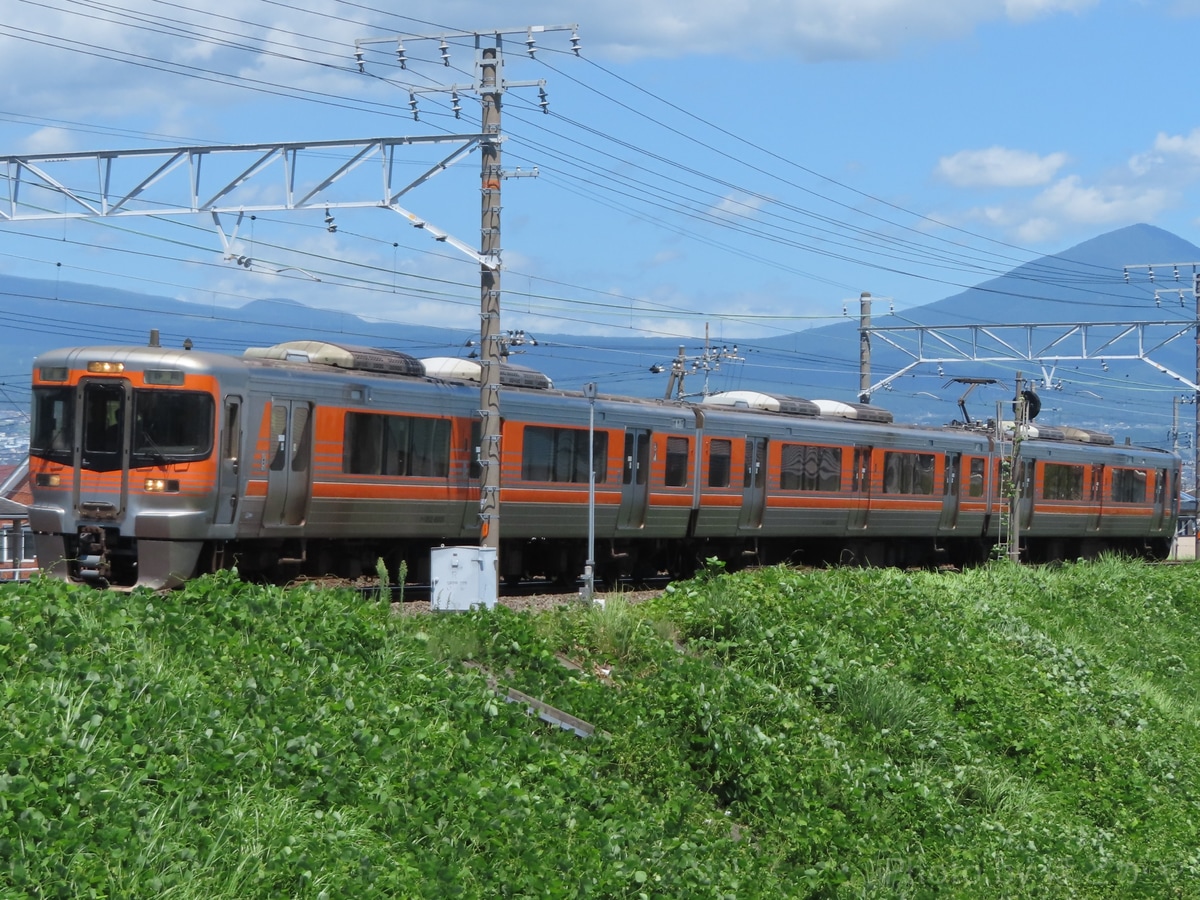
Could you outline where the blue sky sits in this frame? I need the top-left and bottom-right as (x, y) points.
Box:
(3, 0), (1200, 352)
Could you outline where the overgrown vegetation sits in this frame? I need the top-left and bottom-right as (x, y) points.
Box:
(3, 558), (1200, 897)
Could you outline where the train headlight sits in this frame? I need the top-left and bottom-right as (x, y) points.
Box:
(35, 473), (61, 487)
(144, 478), (180, 493)
(87, 361), (125, 374)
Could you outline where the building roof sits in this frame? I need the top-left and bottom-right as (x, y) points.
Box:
(0, 496), (27, 518)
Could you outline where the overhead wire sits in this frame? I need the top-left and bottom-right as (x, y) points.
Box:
(0, 2), (1180, 381)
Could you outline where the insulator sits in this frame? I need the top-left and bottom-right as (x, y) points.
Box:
(451, 91), (461, 119)
(396, 41), (407, 68)
(1149, 266), (1155, 282)
(526, 33), (537, 57)
(570, 30), (581, 56)
(354, 46), (364, 73)
(439, 39), (450, 66)
(408, 92), (419, 121)
(1174, 266), (1180, 280)
(1123, 267), (1129, 283)
(538, 86), (549, 113)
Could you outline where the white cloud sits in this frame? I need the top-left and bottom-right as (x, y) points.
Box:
(1129, 128), (1200, 176)
(937, 147), (1069, 188)
(708, 192), (767, 220)
(18, 127), (79, 155)
(952, 174), (1173, 246)
(1004, 0), (1098, 23)
(1033, 175), (1171, 222)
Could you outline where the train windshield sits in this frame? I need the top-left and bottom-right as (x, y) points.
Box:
(30, 386), (75, 466)
(130, 389), (214, 467)
(30, 384), (214, 471)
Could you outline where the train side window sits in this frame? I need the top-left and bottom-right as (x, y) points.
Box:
(344, 412), (450, 477)
(708, 439), (731, 488)
(882, 451), (935, 494)
(1042, 462), (1084, 500)
(780, 444), (841, 491)
(1111, 467), (1147, 503)
(410, 418), (451, 477)
(523, 425), (607, 484)
(664, 436), (689, 487)
(967, 458), (985, 497)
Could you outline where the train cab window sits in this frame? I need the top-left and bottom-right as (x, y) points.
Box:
(84, 384), (124, 456)
(30, 386), (75, 464)
(664, 436), (689, 487)
(130, 390), (215, 466)
(882, 451), (935, 495)
(1042, 462), (1085, 501)
(1111, 468), (1147, 503)
(708, 439), (731, 488)
(522, 425), (608, 484)
(967, 458), (985, 497)
(343, 412), (451, 478)
(780, 444), (841, 492)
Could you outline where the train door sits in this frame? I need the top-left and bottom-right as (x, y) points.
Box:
(213, 395), (242, 526)
(1151, 466), (1169, 531)
(739, 437), (767, 529)
(262, 400), (313, 528)
(847, 445), (872, 530)
(1087, 464), (1103, 532)
(1016, 459), (1035, 530)
(938, 452), (961, 531)
(460, 418), (483, 534)
(617, 428), (650, 530)
(78, 378), (131, 515)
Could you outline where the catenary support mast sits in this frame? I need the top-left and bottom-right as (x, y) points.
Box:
(354, 26), (579, 590)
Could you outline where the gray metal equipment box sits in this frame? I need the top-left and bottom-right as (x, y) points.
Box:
(430, 546), (498, 611)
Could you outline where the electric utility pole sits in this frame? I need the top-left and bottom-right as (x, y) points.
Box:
(355, 26), (580, 580)
(858, 291), (871, 402)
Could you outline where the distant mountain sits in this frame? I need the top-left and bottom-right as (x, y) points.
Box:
(3, 223), (1198, 451)
(745, 224), (1200, 446)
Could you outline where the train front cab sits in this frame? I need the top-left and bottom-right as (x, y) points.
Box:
(28, 348), (229, 589)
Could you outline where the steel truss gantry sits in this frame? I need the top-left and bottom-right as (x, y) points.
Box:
(862, 318), (1200, 398)
(0, 136), (495, 269)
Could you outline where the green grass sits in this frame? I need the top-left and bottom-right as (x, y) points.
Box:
(3, 558), (1200, 897)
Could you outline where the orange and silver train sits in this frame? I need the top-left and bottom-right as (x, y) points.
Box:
(27, 337), (1180, 590)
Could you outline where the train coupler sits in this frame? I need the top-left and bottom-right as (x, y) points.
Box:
(76, 525), (112, 585)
